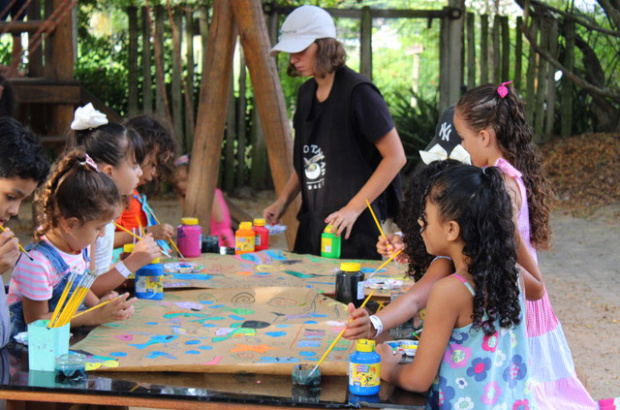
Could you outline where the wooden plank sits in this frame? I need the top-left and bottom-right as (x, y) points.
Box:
(11, 84), (81, 104)
(154, 5), (167, 118)
(0, 21), (46, 33)
(172, 8), (184, 149)
(141, 6), (153, 114)
(561, 17), (575, 137)
(360, 6), (372, 80)
(439, 11), (449, 113)
(127, 6), (139, 117)
(515, 16), (523, 91)
(466, 12), (475, 87)
(26, 1), (43, 77)
(525, 15), (538, 128)
(199, 5), (210, 91)
(236, 47), (247, 188)
(544, 17), (558, 141)
(225, 72), (236, 193)
(184, 0), (237, 235)
(534, 15), (549, 142)
(231, 0), (300, 248)
(480, 14), (488, 84)
(492, 14), (501, 84)
(446, 0), (463, 106)
(270, 6), (450, 20)
(501, 16), (510, 82)
(185, 9), (196, 151)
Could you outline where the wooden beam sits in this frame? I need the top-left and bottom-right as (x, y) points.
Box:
(466, 12), (475, 87)
(360, 6), (372, 80)
(480, 14), (489, 84)
(0, 20), (47, 33)
(231, 0), (300, 249)
(515, 16), (523, 91)
(141, 6), (153, 114)
(184, 0), (237, 235)
(127, 6), (139, 117)
(268, 5), (455, 21)
(11, 84), (80, 104)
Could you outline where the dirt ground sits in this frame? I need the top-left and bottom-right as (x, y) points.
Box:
(6, 193), (619, 402)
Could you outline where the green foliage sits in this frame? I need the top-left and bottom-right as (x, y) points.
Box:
(387, 89), (438, 175)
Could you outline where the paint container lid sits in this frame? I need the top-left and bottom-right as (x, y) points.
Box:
(150, 258), (161, 264)
(356, 339), (376, 353)
(340, 262), (361, 272)
(123, 244), (135, 253)
(181, 217), (199, 225)
(239, 222), (253, 230)
(253, 218), (266, 227)
(323, 225), (334, 233)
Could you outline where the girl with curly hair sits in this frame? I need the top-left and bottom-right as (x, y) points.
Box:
(455, 83), (596, 409)
(378, 165), (541, 409)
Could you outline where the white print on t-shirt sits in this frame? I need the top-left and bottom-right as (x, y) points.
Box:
(303, 144), (326, 191)
(438, 122), (452, 142)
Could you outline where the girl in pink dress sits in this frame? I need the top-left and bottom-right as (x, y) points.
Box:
(454, 82), (598, 409)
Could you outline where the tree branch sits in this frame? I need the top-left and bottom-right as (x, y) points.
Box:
(597, 0), (620, 29)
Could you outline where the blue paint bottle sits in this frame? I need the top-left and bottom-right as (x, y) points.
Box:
(349, 339), (381, 396)
(135, 258), (164, 300)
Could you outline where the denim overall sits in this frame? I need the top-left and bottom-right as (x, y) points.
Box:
(135, 193), (171, 253)
(9, 241), (89, 337)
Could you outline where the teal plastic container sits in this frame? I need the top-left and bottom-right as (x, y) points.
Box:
(135, 258), (164, 300)
(349, 339), (381, 395)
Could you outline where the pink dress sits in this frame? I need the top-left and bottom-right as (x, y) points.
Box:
(496, 158), (597, 409)
(211, 188), (235, 248)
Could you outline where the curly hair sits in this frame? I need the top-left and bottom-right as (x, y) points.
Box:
(0, 117), (49, 185)
(34, 150), (121, 240)
(425, 165), (521, 335)
(125, 115), (178, 181)
(456, 83), (552, 249)
(397, 159), (462, 281)
(287, 38), (346, 78)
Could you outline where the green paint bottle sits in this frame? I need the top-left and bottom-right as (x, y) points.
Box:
(320, 224), (341, 259)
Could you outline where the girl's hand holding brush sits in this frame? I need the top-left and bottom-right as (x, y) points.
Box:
(92, 292), (136, 325)
(123, 234), (161, 272)
(0, 227), (21, 274)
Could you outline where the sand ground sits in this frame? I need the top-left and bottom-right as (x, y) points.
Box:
(6, 193), (619, 402)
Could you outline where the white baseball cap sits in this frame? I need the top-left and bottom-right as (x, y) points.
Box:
(270, 5), (336, 56)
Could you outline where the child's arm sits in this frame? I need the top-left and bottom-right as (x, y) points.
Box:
(377, 276), (466, 392)
(90, 234), (160, 297)
(145, 224), (174, 241)
(344, 257), (453, 340)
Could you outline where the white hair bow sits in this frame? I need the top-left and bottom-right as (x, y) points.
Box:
(70, 103), (108, 131)
(419, 144), (471, 165)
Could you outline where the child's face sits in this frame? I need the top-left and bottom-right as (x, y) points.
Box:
(63, 204), (121, 253)
(0, 176), (38, 226)
(174, 166), (188, 197)
(139, 153), (158, 186)
(107, 156), (142, 196)
(418, 198), (449, 257)
(454, 110), (487, 167)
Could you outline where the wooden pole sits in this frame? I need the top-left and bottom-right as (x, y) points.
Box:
(544, 17), (558, 141)
(250, 99), (267, 191)
(235, 47), (247, 189)
(141, 6), (152, 114)
(492, 14), (500, 83)
(447, 0), (463, 105)
(231, 0), (299, 248)
(127, 6), (139, 117)
(199, 5), (210, 91)
(185, 9), (195, 150)
(466, 12), (475, 88)
(154, 5), (166, 119)
(525, 16), (538, 129)
(561, 17), (575, 137)
(224, 74), (236, 193)
(480, 14), (489, 84)
(360, 6), (372, 81)
(439, 9), (449, 113)
(515, 16), (523, 91)
(27, 0), (42, 76)
(171, 8), (184, 150)
(184, 0), (237, 235)
(501, 16), (510, 82)
(534, 16), (548, 142)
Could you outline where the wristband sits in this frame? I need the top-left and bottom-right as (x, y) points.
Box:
(115, 261), (133, 279)
(369, 315), (383, 337)
(394, 231), (403, 238)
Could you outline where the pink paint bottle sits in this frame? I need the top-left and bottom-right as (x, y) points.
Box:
(177, 217), (202, 258)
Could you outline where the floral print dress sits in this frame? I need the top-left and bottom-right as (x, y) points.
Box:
(427, 274), (535, 410)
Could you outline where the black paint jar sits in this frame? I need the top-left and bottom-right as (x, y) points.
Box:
(201, 235), (220, 253)
(335, 262), (365, 307)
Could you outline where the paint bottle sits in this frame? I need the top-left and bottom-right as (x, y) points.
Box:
(349, 339), (381, 396)
(253, 218), (269, 251)
(177, 217), (202, 258)
(135, 258), (164, 300)
(320, 225), (341, 259)
(119, 244), (135, 290)
(235, 222), (255, 255)
(335, 262), (365, 307)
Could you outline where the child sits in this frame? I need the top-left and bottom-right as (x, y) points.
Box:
(454, 82), (596, 409)
(8, 151), (135, 335)
(173, 155), (235, 248)
(345, 160), (461, 341)
(0, 117), (49, 346)
(377, 165), (541, 409)
(66, 103), (160, 296)
(115, 115), (177, 250)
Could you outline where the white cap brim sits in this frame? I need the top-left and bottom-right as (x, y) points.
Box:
(269, 36), (316, 57)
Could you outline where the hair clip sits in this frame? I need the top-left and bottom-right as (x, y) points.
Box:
(80, 154), (99, 172)
(70, 103), (108, 131)
(174, 154), (190, 167)
(497, 81), (513, 98)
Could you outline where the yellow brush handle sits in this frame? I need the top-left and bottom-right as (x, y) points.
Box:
(365, 199), (387, 242)
(114, 222), (142, 241)
(0, 225), (32, 260)
(71, 297), (117, 320)
(148, 209), (185, 259)
(48, 278), (74, 328)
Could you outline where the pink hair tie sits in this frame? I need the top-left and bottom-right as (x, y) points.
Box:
(497, 81), (513, 98)
(81, 153), (99, 172)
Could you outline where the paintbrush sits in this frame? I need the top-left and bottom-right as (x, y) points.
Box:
(71, 296), (119, 320)
(146, 209), (185, 259)
(365, 199), (387, 243)
(307, 250), (402, 378)
(0, 225), (33, 261)
(113, 222), (171, 258)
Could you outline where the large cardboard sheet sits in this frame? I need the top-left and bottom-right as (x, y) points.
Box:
(73, 287), (355, 375)
(163, 250), (412, 297)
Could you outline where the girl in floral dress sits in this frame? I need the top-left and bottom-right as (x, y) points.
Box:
(378, 165), (543, 409)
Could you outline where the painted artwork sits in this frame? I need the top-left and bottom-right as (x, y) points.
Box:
(72, 287), (355, 376)
(163, 250), (412, 297)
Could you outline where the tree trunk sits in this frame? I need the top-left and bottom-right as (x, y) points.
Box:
(466, 12), (475, 88)
(154, 5), (167, 119)
(480, 14), (489, 84)
(185, 10), (196, 151)
(141, 6), (152, 115)
(127, 6), (139, 118)
(235, 48), (247, 189)
(515, 16), (523, 91)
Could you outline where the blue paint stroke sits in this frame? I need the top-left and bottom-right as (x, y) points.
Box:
(172, 273), (213, 281)
(145, 351), (177, 360)
(202, 324), (217, 328)
(185, 340), (201, 345)
(109, 352), (127, 357)
(265, 331), (286, 337)
(145, 322), (158, 325)
(265, 250), (287, 261)
(199, 346), (214, 350)
(259, 356), (300, 363)
(129, 335), (178, 350)
(275, 324), (291, 328)
(361, 267), (385, 274)
(186, 350), (200, 355)
(304, 320), (318, 324)
(306, 281), (336, 285)
(299, 351), (316, 357)
(229, 315), (246, 321)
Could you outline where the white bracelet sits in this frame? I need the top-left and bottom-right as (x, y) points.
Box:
(369, 315), (383, 337)
(394, 231), (403, 238)
(115, 261), (133, 278)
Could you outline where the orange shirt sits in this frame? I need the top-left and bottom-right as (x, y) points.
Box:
(116, 189), (148, 231)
